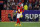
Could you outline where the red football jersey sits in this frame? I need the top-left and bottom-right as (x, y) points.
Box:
(17, 6), (24, 13)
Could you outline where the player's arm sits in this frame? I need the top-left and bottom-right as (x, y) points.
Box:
(21, 6), (24, 12)
(23, 9), (24, 12)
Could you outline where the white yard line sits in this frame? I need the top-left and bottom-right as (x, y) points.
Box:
(0, 22), (40, 23)
(21, 22), (40, 23)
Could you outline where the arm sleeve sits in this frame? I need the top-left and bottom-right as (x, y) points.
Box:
(23, 9), (24, 12)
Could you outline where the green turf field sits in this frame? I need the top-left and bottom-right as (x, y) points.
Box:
(0, 22), (40, 27)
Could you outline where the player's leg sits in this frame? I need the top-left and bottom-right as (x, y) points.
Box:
(15, 13), (21, 26)
(16, 13), (20, 24)
(15, 18), (20, 26)
(15, 16), (18, 26)
(17, 18), (21, 26)
(17, 18), (19, 24)
(18, 13), (22, 26)
(18, 19), (21, 26)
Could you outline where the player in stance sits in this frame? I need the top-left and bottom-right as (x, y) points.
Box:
(15, 2), (24, 26)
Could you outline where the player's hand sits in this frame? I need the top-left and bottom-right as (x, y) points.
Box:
(20, 12), (22, 13)
(16, 11), (17, 13)
(20, 15), (23, 18)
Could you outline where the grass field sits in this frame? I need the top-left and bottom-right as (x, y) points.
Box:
(0, 22), (40, 27)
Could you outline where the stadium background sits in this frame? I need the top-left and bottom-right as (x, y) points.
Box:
(0, 0), (40, 22)
(0, 0), (40, 27)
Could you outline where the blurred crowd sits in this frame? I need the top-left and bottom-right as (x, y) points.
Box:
(3, 0), (39, 10)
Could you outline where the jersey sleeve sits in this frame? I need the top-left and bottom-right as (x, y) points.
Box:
(23, 9), (24, 12)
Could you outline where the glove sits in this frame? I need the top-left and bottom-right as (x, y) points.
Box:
(16, 11), (17, 13)
(20, 15), (23, 18)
